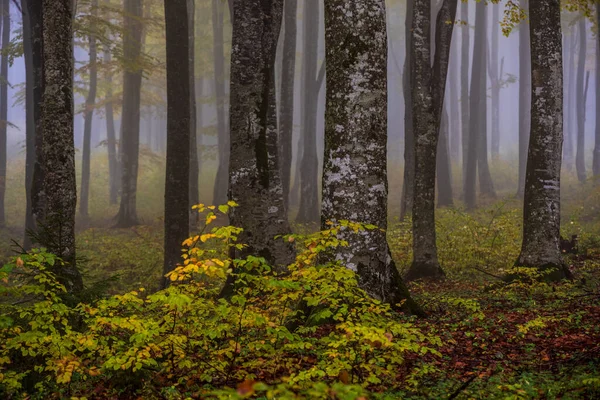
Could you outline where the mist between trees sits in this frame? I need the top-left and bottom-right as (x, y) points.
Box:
(0, 0), (599, 398)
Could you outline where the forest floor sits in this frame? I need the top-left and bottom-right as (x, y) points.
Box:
(0, 155), (599, 398)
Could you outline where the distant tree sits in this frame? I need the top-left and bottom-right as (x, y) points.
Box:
(515, 0), (572, 281)
(114, 0), (143, 228)
(79, 0), (98, 220)
(437, 110), (453, 208)
(595, 3), (600, 177)
(223, 0), (293, 296)
(575, 17), (587, 184)
(400, 0), (414, 220)
(279, 0), (297, 211)
(460, 0), (469, 187)
(162, 0), (190, 288)
(39, 0), (83, 292)
(563, 32), (576, 172)
(322, 0), (421, 315)
(0, 0), (8, 227)
(517, 0), (530, 198)
(296, 1), (319, 224)
(104, 45), (119, 205)
(212, 0), (229, 206)
(489, 2), (501, 162)
(404, 0), (456, 281)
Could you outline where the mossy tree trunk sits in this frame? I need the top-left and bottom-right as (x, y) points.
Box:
(39, 0), (83, 292)
(515, 0), (571, 282)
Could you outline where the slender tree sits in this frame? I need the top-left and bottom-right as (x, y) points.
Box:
(212, 0), (229, 205)
(322, 0), (421, 314)
(517, 0), (530, 198)
(595, 3), (600, 178)
(162, 0), (191, 288)
(22, 0), (35, 248)
(226, 0), (293, 276)
(280, 0), (297, 210)
(489, 2), (501, 161)
(0, 0), (8, 227)
(114, 0), (143, 228)
(104, 46), (119, 205)
(437, 109), (453, 207)
(575, 17), (587, 183)
(79, 0), (98, 219)
(515, 0), (571, 281)
(404, 0), (457, 281)
(39, 0), (83, 292)
(188, 0), (199, 227)
(400, 0), (414, 219)
(460, 0), (469, 187)
(563, 32), (575, 172)
(296, 1), (319, 223)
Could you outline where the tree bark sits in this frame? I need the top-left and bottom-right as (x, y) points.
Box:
(279, 0), (297, 211)
(0, 0), (8, 227)
(162, 0), (190, 288)
(188, 0), (199, 227)
(460, 0), (469, 189)
(563, 33), (575, 172)
(79, 0), (98, 219)
(39, 0), (83, 292)
(212, 0), (229, 205)
(226, 0), (293, 275)
(400, 0), (414, 220)
(575, 18), (586, 184)
(114, 0), (143, 228)
(489, 2), (500, 161)
(22, 0), (36, 248)
(594, 3), (600, 177)
(515, 0), (571, 281)
(437, 109), (453, 207)
(517, 0), (530, 198)
(296, 0), (319, 224)
(322, 0), (421, 315)
(404, 0), (456, 281)
(104, 46), (119, 205)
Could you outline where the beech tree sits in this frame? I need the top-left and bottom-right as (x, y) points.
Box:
(595, 3), (600, 178)
(226, 0), (293, 274)
(38, 0), (83, 292)
(575, 17), (587, 184)
(114, 0), (143, 228)
(162, 0), (190, 288)
(0, 0), (8, 227)
(322, 0), (420, 314)
(400, 0), (414, 220)
(517, 0), (530, 198)
(515, 0), (572, 281)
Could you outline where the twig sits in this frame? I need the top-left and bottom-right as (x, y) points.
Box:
(448, 374), (478, 400)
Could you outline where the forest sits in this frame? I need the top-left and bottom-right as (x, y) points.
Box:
(0, 0), (599, 398)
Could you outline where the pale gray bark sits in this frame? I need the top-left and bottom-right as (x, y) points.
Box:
(104, 46), (119, 206)
(114, 0), (143, 228)
(0, 0), (8, 226)
(400, 0), (414, 220)
(595, 3), (600, 177)
(296, 1), (319, 224)
(437, 109), (453, 207)
(489, 2), (500, 161)
(517, 0), (530, 198)
(40, 0), (83, 291)
(575, 18), (587, 183)
(516, 0), (571, 281)
(563, 33), (575, 172)
(460, 0), (469, 187)
(323, 0), (421, 315)
(227, 0), (293, 273)
(188, 0), (199, 227)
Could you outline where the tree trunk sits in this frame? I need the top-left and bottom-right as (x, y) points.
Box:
(448, 38), (460, 162)
(226, 0), (293, 275)
(162, 0), (190, 288)
(515, 0), (571, 281)
(575, 18), (587, 184)
(39, 0), (83, 292)
(400, 0), (414, 220)
(323, 0), (421, 315)
(594, 3), (600, 177)
(437, 109), (453, 207)
(296, 1), (319, 224)
(517, 0), (530, 198)
(104, 47), (119, 205)
(460, 0), (469, 189)
(22, 0), (36, 248)
(0, 0), (8, 227)
(188, 0), (199, 227)
(212, 0), (229, 205)
(404, 0), (456, 281)
(279, 0), (297, 211)
(489, 2), (500, 161)
(79, 0), (98, 219)
(114, 0), (143, 228)
(563, 33), (575, 172)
